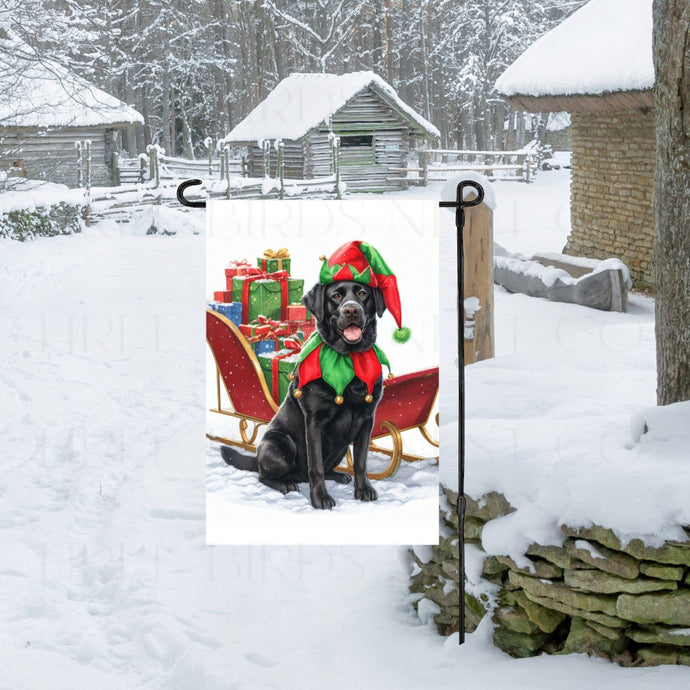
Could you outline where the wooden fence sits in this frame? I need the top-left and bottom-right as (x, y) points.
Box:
(390, 147), (540, 185)
(109, 137), (342, 201)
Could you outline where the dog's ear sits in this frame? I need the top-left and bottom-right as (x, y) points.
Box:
(373, 287), (387, 318)
(303, 283), (325, 322)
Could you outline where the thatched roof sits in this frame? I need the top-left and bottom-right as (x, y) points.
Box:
(495, 0), (654, 113)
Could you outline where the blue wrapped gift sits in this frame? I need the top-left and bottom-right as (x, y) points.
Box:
(253, 340), (277, 356)
(208, 301), (242, 325)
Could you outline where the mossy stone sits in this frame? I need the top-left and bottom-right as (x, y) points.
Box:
(496, 555), (563, 579)
(617, 591), (690, 626)
(523, 590), (624, 628)
(564, 538), (639, 579)
(560, 617), (627, 657)
(627, 626), (690, 647)
(639, 562), (684, 581)
(512, 589), (566, 633)
(508, 570), (618, 616)
(564, 568), (677, 594)
(493, 626), (549, 658)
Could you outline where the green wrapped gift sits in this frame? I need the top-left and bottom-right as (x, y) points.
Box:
(232, 274), (304, 322)
(257, 248), (291, 275)
(258, 349), (301, 404)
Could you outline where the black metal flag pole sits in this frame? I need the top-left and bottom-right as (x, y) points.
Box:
(439, 180), (484, 645)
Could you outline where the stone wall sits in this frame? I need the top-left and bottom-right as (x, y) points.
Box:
(564, 110), (655, 290)
(409, 488), (690, 666)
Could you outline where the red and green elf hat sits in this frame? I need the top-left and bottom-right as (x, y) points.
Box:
(319, 240), (411, 343)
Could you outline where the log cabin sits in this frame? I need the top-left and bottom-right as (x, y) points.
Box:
(225, 71), (439, 192)
(0, 32), (143, 188)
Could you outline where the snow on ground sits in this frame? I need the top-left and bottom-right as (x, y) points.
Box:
(2, 172), (690, 687)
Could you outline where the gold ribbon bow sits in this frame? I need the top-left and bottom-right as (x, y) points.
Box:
(263, 248), (290, 259)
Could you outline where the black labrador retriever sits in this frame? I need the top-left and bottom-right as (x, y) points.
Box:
(221, 280), (386, 509)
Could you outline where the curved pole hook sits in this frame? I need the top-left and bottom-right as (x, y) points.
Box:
(439, 179), (485, 229)
(176, 179), (207, 208)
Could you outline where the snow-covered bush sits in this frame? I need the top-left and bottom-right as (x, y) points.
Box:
(0, 202), (83, 241)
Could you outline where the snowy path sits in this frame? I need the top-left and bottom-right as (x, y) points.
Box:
(1, 177), (689, 687)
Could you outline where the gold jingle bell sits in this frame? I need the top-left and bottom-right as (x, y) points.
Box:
(387, 372), (394, 380)
(288, 372), (295, 381)
(364, 394), (373, 403)
(293, 389), (303, 399)
(334, 395), (344, 405)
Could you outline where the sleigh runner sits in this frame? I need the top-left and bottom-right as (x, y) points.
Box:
(206, 309), (439, 480)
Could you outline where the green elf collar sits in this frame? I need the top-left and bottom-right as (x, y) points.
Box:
(294, 332), (391, 404)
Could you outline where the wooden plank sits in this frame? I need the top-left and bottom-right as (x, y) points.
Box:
(463, 199), (495, 364)
(503, 90), (654, 114)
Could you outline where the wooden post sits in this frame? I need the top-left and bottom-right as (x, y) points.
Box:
(420, 150), (428, 187)
(332, 136), (341, 199)
(75, 141), (82, 188)
(205, 137), (214, 177)
(277, 140), (285, 200)
(262, 140), (270, 178)
(112, 152), (120, 186)
(155, 147), (161, 188)
(463, 197), (494, 364)
(525, 153), (532, 183)
(84, 140), (92, 193)
(223, 144), (231, 200)
(241, 154), (248, 178)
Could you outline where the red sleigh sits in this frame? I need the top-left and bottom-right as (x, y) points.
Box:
(206, 309), (439, 480)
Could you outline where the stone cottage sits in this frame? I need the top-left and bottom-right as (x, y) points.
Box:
(495, 0), (655, 288)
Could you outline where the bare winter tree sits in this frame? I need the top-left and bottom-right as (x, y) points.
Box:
(653, 0), (690, 405)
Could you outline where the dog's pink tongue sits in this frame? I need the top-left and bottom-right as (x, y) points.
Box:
(343, 326), (362, 341)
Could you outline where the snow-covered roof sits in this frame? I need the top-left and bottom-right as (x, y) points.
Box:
(495, 0), (653, 99)
(0, 37), (143, 128)
(225, 71), (439, 142)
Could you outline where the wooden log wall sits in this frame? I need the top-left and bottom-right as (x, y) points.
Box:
(246, 141), (304, 178)
(0, 126), (118, 187)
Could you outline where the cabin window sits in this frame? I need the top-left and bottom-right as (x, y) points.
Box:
(340, 135), (373, 147)
(338, 135), (375, 166)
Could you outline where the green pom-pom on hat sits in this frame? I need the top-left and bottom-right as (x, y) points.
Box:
(393, 326), (411, 344)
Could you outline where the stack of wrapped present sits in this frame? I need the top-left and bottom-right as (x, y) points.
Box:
(208, 248), (320, 404)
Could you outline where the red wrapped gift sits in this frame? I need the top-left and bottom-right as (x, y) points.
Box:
(286, 304), (312, 321)
(225, 260), (261, 288)
(286, 319), (316, 338)
(299, 321), (316, 338)
(242, 316), (289, 350)
(213, 290), (233, 303)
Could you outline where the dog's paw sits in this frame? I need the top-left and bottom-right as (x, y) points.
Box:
(310, 489), (336, 510)
(326, 471), (352, 484)
(280, 482), (299, 494)
(355, 482), (378, 502)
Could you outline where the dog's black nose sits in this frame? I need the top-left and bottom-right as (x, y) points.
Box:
(343, 303), (361, 319)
